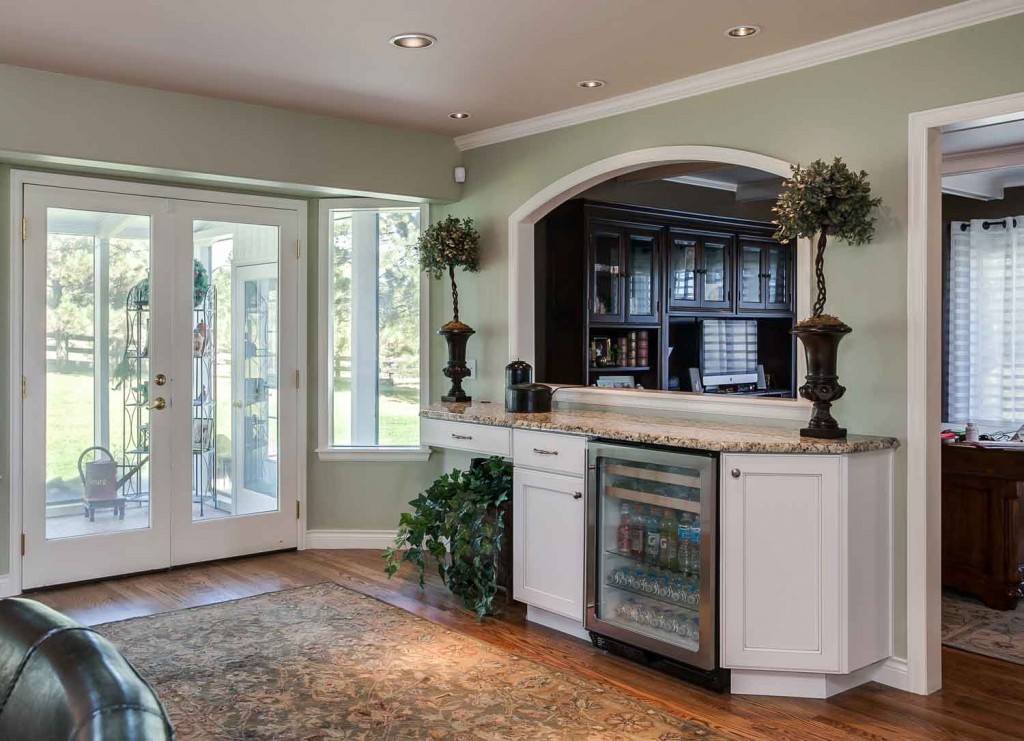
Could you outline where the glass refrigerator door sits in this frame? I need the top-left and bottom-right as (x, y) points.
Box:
(591, 446), (717, 668)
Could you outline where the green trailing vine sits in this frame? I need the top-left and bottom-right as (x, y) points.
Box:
(383, 457), (512, 619)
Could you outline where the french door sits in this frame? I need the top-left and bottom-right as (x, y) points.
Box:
(21, 183), (301, 589)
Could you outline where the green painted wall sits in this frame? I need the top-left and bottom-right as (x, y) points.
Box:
(438, 16), (1024, 659)
(0, 65), (461, 576)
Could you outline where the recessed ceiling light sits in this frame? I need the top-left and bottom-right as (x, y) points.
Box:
(389, 33), (437, 49)
(448, 112), (471, 120)
(725, 25), (761, 38)
(578, 80), (606, 89)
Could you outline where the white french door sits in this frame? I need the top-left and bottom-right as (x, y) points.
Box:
(169, 202), (299, 566)
(20, 179), (301, 589)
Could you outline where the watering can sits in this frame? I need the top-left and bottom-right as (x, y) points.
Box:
(77, 446), (148, 502)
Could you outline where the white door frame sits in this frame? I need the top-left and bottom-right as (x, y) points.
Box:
(906, 90), (1024, 695)
(5, 170), (307, 596)
(506, 145), (813, 422)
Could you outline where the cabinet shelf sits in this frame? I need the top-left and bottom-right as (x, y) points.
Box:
(605, 550), (701, 583)
(605, 463), (700, 488)
(605, 578), (700, 614)
(606, 486), (700, 514)
(590, 366), (650, 373)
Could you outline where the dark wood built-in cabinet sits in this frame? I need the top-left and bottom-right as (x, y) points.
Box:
(536, 200), (796, 396)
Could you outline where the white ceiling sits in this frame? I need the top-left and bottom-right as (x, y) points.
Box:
(943, 117), (1024, 199)
(0, 0), (961, 136)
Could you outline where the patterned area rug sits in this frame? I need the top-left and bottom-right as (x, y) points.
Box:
(943, 592), (1024, 665)
(97, 583), (727, 740)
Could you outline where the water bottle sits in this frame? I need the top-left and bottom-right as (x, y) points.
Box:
(645, 509), (662, 566)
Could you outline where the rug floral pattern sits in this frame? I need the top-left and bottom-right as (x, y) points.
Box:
(98, 583), (726, 740)
(943, 591), (1024, 665)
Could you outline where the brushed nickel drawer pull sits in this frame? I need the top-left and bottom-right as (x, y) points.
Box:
(451, 433), (473, 440)
(533, 448), (559, 456)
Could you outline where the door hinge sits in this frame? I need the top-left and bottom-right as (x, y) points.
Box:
(22, 218), (27, 242)
(21, 376), (26, 399)
(20, 533), (25, 556)
(294, 369), (300, 389)
(296, 239), (301, 259)
(296, 501), (301, 520)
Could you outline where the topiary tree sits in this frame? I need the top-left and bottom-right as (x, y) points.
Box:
(416, 215), (480, 326)
(773, 158), (882, 325)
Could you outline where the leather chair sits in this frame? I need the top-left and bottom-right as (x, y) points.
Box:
(0, 597), (173, 740)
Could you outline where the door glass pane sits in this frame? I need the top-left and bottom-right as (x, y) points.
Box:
(45, 208), (151, 539)
(740, 245), (763, 305)
(377, 209), (421, 446)
(671, 238), (697, 303)
(703, 242), (727, 303)
(591, 232), (621, 316)
(193, 221), (279, 520)
(628, 236), (654, 317)
(767, 246), (788, 305)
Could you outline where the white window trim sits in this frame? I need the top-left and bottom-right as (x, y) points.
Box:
(316, 198), (431, 462)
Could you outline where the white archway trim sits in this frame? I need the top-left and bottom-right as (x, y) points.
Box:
(906, 90), (1024, 696)
(508, 145), (811, 420)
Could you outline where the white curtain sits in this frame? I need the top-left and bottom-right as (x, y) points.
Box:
(947, 216), (1024, 425)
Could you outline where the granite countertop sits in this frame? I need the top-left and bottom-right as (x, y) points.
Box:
(422, 403), (900, 455)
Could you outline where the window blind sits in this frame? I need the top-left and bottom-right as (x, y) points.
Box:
(947, 216), (1024, 425)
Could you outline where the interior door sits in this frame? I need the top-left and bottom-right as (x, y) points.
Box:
(21, 185), (174, 588)
(170, 203), (299, 565)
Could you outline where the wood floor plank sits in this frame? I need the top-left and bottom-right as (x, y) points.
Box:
(22, 549), (1024, 740)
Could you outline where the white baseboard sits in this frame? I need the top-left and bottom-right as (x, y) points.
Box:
(526, 605), (591, 642)
(304, 529), (398, 550)
(0, 574), (20, 598)
(868, 656), (909, 692)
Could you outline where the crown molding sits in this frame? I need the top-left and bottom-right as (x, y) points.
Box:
(455, 0), (1024, 151)
(943, 141), (1024, 174)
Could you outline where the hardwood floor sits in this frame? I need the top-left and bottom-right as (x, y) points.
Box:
(27, 550), (1024, 740)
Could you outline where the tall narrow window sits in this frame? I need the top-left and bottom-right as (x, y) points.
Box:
(946, 217), (1024, 425)
(320, 201), (425, 455)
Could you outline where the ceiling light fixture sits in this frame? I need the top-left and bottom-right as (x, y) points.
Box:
(725, 25), (761, 38)
(448, 112), (471, 120)
(577, 80), (606, 89)
(389, 33), (437, 49)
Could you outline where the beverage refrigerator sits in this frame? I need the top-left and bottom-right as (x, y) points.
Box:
(585, 440), (727, 690)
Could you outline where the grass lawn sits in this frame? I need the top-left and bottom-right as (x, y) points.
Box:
(332, 378), (420, 446)
(44, 370), (420, 492)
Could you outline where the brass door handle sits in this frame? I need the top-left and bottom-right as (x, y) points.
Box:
(149, 397), (167, 411)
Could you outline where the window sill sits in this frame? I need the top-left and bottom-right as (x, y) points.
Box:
(316, 446), (432, 462)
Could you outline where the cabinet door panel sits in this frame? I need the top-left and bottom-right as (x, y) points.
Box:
(625, 227), (660, 323)
(700, 238), (733, 311)
(668, 232), (699, 311)
(721, 454), (842, 672)
(513, 468), (586, 620)
(588, 225), (625, 323)
(737, 243), (765, 310)
(765, 243), (793, 312)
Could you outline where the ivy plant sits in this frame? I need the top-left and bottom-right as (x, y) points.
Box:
(383, 457), (512, 619)
(773, 157), (882, 324)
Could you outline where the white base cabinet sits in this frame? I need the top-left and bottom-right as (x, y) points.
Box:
(512, 467), (586, 621)
(721, 451), (892, 679)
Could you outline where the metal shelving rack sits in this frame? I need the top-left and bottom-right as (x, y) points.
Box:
(121, 283), (151, 507)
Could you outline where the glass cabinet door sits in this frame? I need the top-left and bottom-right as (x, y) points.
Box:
(589, 226), (625, 323)
(668, 233), (699, 311)
(700, 238), (732, 310)
(738, 243), (764, 309)
(626, 229), (659, 322)
(765, 244), (791, 311)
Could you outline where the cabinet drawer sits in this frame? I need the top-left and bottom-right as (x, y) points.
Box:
(421, 418), (511, 457)
(513, 429), (587, 477)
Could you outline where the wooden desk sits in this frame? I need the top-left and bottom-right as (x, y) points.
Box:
(942, 444), (1024, 609)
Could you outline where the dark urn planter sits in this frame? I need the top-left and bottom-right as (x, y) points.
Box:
(439, 320), (475, 403)
(792, 321), (853, 439)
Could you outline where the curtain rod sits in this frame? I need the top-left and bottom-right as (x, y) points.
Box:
(958, 218), (1019, 231)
